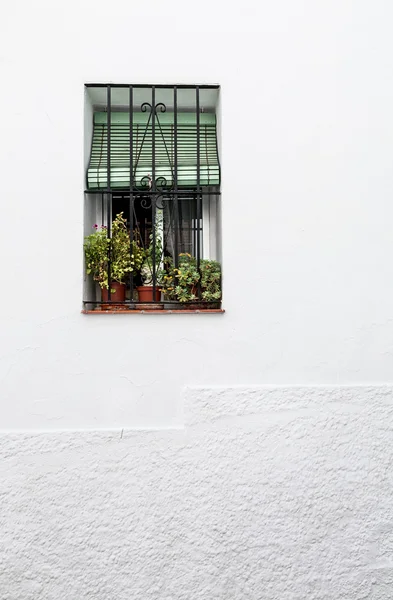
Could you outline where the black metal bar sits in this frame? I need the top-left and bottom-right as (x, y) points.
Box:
(129, 85), (134, 303)
(178, 199), (184, 251)
(192, 205), (195, 253)
(151, 86), (156, 298)
(106, 193), (112, 295)
(196, 86), (201, 300)
(85, 189), (221, 196)
(107, 85), (111, 298)
(155, 109), (174, 182)
(85, 84), (220, 89)
(190, 199), (193, 255)
(83, 299), (219, 305)
(133, 106), (153, 181)
(152, 195), (156, 298)
(101, 193), (104, 225)
(216, 89), (222, 188)
(152, 86), (156, 192)
(174, 86), (179, 269)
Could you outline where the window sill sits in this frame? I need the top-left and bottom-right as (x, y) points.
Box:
(82, 308), (225, 315)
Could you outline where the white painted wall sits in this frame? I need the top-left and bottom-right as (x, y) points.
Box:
(1, 1), (393, 598)
(2, 385), (393, 599)
(2, 0), (392, 429)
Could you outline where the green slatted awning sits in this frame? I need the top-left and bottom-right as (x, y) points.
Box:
(87, 112), (220, 190)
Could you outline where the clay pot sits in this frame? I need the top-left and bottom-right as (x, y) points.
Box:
(136, 286), (162, 303)
(101, 282), (126, 303)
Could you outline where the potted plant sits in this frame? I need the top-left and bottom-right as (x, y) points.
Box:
(162, 256), (177, 308)
(162, 254), (222, 309)
(162, 253), (200, 307)
(200, 259), (222, 307)
(136, 209), (164, 305)
(84, 212), (143, 308)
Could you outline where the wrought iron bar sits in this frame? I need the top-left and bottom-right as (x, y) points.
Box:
(85, 84), (219, 89)
(134, 103), (153, 180)
(152, 87), (156, 192)
(85, 189), (221, 196)
(107, 85), (111, 299)
(196, 86), (201, 300)
(174, 86), (179, 269)
(152, 195), (156, 298)
(154, 104), (174, 184)
(189, 201), (192, 255)
(216, 89), (222, 187)
(129, 85), (134, 303)
(83, 299), (219, 305)
(151, 87), (156, 299)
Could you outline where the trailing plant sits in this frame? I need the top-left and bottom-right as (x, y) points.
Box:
(84, 213), (143, 290)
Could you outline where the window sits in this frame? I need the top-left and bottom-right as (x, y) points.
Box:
(83, 84), (222, 312)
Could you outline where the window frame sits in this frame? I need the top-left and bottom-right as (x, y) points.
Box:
(83, 84), (222, 313)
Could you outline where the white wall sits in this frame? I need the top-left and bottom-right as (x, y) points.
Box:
(2, 0), (392, 429)
(1, 0), (393, 597)
(2, 385), (393, 599)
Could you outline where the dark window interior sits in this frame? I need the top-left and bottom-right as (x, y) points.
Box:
(112, 193), (199, 257)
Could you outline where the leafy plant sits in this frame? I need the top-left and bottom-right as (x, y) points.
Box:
(200, 259), (222, 301)
(162, 256), (177, 300)
(84, 225), (110, 289)
(163, 253), (200, 302)
(163, 254), (222, 303)
(140, 209), (164, 286)
(84, 213), (143, 290)
(111, 212), (143, 285)
(175, 254), (200, 302)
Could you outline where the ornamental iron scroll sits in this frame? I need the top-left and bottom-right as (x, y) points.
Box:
(134, 102), (174, 194)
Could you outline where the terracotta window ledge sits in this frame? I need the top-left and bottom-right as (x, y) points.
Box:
(82, 309), (225, 315)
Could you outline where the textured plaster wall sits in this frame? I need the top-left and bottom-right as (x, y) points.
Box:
(2, 385), (393, 600)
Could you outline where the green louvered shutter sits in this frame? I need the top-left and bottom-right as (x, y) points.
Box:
(87, 112), (220, 189)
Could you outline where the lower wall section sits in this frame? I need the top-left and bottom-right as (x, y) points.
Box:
(1, 385), (393, 599)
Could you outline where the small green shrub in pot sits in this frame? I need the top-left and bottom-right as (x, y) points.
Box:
(163, 254), (222, 305)
(111, 212), (144, 286)
(84, 212), (143, 293)
(174, 253), (200, 302)
(200, 259), (222, 302)
(162, 256), (177, 301)
(84, 224), (110, 290)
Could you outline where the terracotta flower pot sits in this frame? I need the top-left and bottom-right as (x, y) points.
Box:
(101, 282), (126, 303)
(136, 286), (162, 303)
